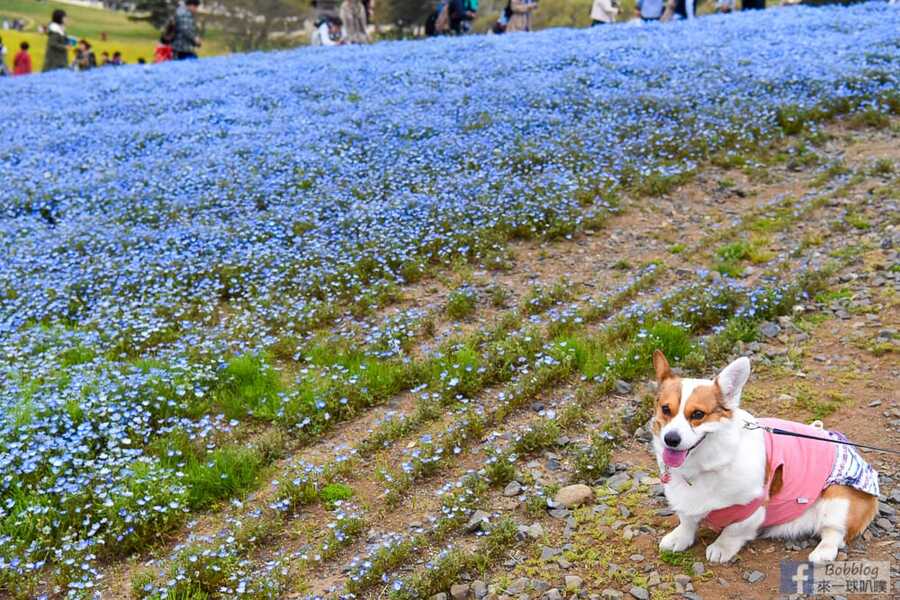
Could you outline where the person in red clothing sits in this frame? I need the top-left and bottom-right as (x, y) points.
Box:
(13, 41), (32, 76)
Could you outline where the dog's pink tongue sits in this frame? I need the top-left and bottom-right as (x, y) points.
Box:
(663, 448), (688, 468)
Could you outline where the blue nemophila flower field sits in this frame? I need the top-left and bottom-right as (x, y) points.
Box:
(0, 2), (897, 597)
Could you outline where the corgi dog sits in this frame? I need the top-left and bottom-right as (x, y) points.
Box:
(650, 350), (879, 564)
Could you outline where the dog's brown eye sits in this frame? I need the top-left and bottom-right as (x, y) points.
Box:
(691, 410), (705, 420)
(661, 405), (671, 416)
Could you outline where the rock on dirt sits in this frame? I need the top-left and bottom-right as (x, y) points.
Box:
(466, 510), (490, 532)
(744, 570), (765, 584)
(503, 481), (522, 497)
(629, 586), (650, 600)
(554, 484), (593, 508)
(564, 575), (583, 592)
(450, 583), (470, 600)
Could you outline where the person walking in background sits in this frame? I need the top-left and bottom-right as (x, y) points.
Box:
(13, 41), (32, 75)
(100, 51), (111, 66)
(43, 9), (71, 72)
(506, 0), (538, 33)
(0, 36), (8, 77)
(449, 0), (478, 34)
(311, 16), (343, 46)
(173, 0), (202, 60)
(111, 51), (124, 66)
(635, 0), (666, 23)
(492, 1), (512, 34)
(673, 0), (695, 19)
(636, 0), (664, 21)
(340, 0), (370, 44)
(590, 0), (619, 25)
(742, 0), (765, 9)
(73, 39), (97, 71)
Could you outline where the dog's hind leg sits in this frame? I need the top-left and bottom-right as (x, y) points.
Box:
(706, 506), (765, 563)
(809, 485), (877, 564)
(660, 513), (702, 552)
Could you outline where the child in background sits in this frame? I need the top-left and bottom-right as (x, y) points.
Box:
(14, 41), (33, 75)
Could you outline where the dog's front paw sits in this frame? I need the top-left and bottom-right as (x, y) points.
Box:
(706, 537), (742, 563)
(660, 526), (695, 552)
(808, 543), (838, 564)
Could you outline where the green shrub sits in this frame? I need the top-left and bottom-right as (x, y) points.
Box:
(446, 287), (478, 320)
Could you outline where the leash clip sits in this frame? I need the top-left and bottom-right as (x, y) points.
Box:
(743, 420), (772, 432)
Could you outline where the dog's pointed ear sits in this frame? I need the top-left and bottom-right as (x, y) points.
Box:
(652, 349), (672, 384)
(715, 356), (751, 409)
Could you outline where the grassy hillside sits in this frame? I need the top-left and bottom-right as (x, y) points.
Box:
(1, 0), (225, 71)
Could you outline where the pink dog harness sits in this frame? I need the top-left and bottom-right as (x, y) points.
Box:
(704, 418), (837, 531)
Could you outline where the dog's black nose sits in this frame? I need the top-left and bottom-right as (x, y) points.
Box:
(664, 431), (681, 448)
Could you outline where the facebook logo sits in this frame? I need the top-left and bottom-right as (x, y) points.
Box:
(780, 561), (815, 595)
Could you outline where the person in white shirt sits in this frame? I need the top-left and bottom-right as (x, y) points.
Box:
(311, 16), (343, 46)
(591, 0), (619, 25)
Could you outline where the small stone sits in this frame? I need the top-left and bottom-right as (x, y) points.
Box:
(565, 575), (583, 592)
(506, 577), (531, 595)
(546, 457), (561, 471)
(548, 508), (570, 519)
(629, 553), (644, 562)
(466, 510), (490, 533)
(540, 546), (562, 561)
(527, 523), (545, 539)
(876, 517), (893, 531)
(543, 589), (563, 600)
(619, 505), (631, 518)
(692, 562), (705, 576)
(647, 571), (661, 587)
(504, 481), (523, 497)
(601, 590), (623, 600)
(879, 502), (896, 517)
(531, 401), (546, 413)
(869, 400), (883, 407)
(556, 556), (572, 569)
(614, 379), (632, 394)
(432, 594), (448, 600)
(451, 583), (470, 600)
(554, 484), (594, 508)
(606, 472), (632, 491)
(745, 570), (765, 584)
(472, 580), (488, 599)
(532, 580), (550, 594)
(629, 586), (649, 600)
(760, 321), (781, 338)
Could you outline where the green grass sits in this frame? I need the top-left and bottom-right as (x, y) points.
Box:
(714, 238), (775, 276)
(446, 287), (478, 320)
(320, 482), (354, 507)
(214, 354), (283, 420)
(797, 391), (848, 420)
(844, 211), (871, 230)
(573, 430), (612, 483)
(659, 550), (697, 572)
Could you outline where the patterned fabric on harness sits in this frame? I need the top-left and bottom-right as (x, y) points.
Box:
(826, 430), (880, 497)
